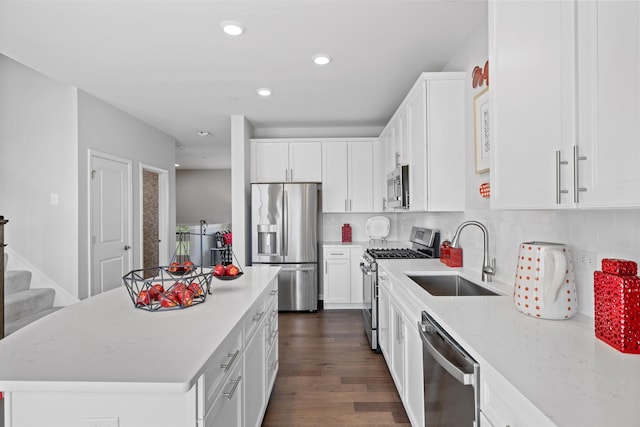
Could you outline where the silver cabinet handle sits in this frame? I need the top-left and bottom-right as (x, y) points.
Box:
(573, 145), (587, 203)
(345, 199), (348, 211)
(325, 260), (328, 274)
(555, 150), (569, 204)
(269, 289), (278, 296)
(253, 311), (265, 322)
(220, 350), (240, 373)
(349, 199), (352, 211)
(222, 375), (242, 400)
(270, 359), (279, 371)
(269, 329), (278, 345)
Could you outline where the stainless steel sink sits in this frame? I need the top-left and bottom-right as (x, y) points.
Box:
(407, 274), (499, 296)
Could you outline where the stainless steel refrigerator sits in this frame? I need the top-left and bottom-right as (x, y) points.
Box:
(251, 183), (318, 311)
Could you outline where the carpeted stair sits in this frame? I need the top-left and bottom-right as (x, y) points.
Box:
(4, 254), (62, 336)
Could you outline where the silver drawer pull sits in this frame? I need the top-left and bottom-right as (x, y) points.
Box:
(222, 375), (242, 400)
(270, 309), (278, 320)
(220, 350), (240, 373)
(253, 311), (265, 322)
(269, 289), (278, 296)
(270, 359), (279, 371)
(270, 329), (278, 344)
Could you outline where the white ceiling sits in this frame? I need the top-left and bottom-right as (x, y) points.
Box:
(0, 0), (487, 169)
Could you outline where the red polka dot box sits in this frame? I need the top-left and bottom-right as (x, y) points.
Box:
(594, 259), (640, 354)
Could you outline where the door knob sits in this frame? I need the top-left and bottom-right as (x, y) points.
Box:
(124, 245), (131, 251)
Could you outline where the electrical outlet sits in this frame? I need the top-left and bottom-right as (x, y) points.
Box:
(80, 417), (119, 427)
(576, 250), (598, 269)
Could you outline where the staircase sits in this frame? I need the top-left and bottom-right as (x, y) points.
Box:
(4, 254), (61, 336)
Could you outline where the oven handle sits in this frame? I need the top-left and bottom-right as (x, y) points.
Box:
(419, 319), (476, 386)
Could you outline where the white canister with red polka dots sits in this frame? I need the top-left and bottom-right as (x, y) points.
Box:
(513, 241), (577, 320)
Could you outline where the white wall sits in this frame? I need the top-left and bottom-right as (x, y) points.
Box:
(0, 55), (79, 299)
(77, 91), (176, 300)
(176, 169), (231, 225)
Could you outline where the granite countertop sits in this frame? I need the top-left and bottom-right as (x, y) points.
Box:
(379, 258), (640, 427)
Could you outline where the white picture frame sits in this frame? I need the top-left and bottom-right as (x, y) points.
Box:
(473, 87), (490, 174)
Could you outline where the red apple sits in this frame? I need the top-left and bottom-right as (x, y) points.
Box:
(188, 282), (203, 296)
(226, 264), (240, 276)
(148, 283), (164, 301)
(213, 264), (226, 277)
(136, 290), (150, 306)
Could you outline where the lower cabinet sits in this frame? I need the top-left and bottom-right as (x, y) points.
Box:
(323, 245), (364, 308)
(378, 268), (424, 427)
(198, 278), (278, 427)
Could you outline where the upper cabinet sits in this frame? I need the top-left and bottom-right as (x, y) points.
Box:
(380, 72), (466, 212)
(322, 140), (375, 213)
(251, 140), (322, 183)
(490, 0), (640, 209)
(575, 1), (640, 207)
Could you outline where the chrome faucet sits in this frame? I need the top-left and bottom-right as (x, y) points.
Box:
(451, 220), (495, 282)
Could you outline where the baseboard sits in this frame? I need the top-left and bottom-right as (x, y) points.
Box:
(4, 248), (79, 307)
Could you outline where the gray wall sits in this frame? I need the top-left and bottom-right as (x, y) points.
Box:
(77, 91), (176, 300)
(0, 55), (80, 298)
(176, 169), (232, 225)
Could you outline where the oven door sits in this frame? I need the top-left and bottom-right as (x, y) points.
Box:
(361, 261), (378, 351)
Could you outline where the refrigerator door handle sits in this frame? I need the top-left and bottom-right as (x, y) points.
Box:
(283, 190), (289, 257)
(281, 265), (316, 272)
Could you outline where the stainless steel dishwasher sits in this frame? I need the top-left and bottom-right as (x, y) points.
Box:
(419, 311), (479, 427)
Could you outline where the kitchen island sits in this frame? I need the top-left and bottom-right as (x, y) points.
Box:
(0, 265), (280, 427)
(379, 259), (640, 427)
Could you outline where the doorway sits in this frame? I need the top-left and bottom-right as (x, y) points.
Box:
(140, 164), (169, 273)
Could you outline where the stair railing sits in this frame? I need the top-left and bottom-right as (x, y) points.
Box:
(1, 216), (7, 339)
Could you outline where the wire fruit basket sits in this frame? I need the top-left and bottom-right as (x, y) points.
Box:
(123, 266), (213, 311)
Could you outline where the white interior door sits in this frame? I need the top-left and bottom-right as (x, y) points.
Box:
(90, 153), (131, 296)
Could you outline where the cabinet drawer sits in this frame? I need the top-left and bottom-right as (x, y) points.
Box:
(264, 278), (278, 310)
(244, 296), (266, 344)
(198, 322), (243, 419)
(266, 337), (279, 395)
(323, 247), (350, 259)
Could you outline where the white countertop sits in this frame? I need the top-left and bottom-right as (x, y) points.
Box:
(0, 266), (280, 394)
(380, 259), (640, 427)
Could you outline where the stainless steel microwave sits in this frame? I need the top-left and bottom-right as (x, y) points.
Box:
(387, 164), (409, 209)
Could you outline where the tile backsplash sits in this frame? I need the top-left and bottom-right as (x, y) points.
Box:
(324, 209), (640, 318)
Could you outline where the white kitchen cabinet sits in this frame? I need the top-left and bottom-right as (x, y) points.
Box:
(377, 267), (424, 427)
(323, 245), (363, 308)
(244, 316), (266, 427)
(389, 298), (405, 397)
(490, 1), (640, 209)
(323, 247), (351, 305)
(575, 1), (640, 207)
(251, 140), (321, 183)
(489, 0), (576, 209)
(378, 277), (391, 359)
(379, 72), (465, 212)
(372, 137), (386, 212)
(203, 361), (243, 427)
(322, 140), (374, 213)
(481, 364), (555, 427)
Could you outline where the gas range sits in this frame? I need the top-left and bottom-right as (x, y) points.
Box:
(366, 247), (430, 260)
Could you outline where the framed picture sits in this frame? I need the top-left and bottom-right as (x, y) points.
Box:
(473, 87), (490, 173)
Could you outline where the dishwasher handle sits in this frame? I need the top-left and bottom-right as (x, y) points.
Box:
(419, 318), (477, 387)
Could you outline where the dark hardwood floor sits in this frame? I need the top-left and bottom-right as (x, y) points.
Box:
(262, 309), (411, 427)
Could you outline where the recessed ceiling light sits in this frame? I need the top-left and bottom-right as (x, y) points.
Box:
(220, 20), (245, 36)
(312, 54), (332, 65)
(257, 88), (272, 97)
(198, 131), (212, 137)
(174, 163), (180, 167)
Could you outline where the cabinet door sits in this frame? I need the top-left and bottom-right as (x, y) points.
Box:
(372, 139), (385, 212)
(406, 82), (427, 211)
(322, 142), (349, 212)
(378, 280), (391, 358)
(204, 362), (243, 427)
(349, 247), (364, 305)
(289, 142), (322, 182)
(490, 0), (576, 209)
(253, 142), (289, 183)
(348, 141), (373, 212)
(403, 322), (424, 427)
(244, 323), (266, 427)
(323, 258), (351, 303)
(389, 299), (405, 396)
(577, 1), (640, 207)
